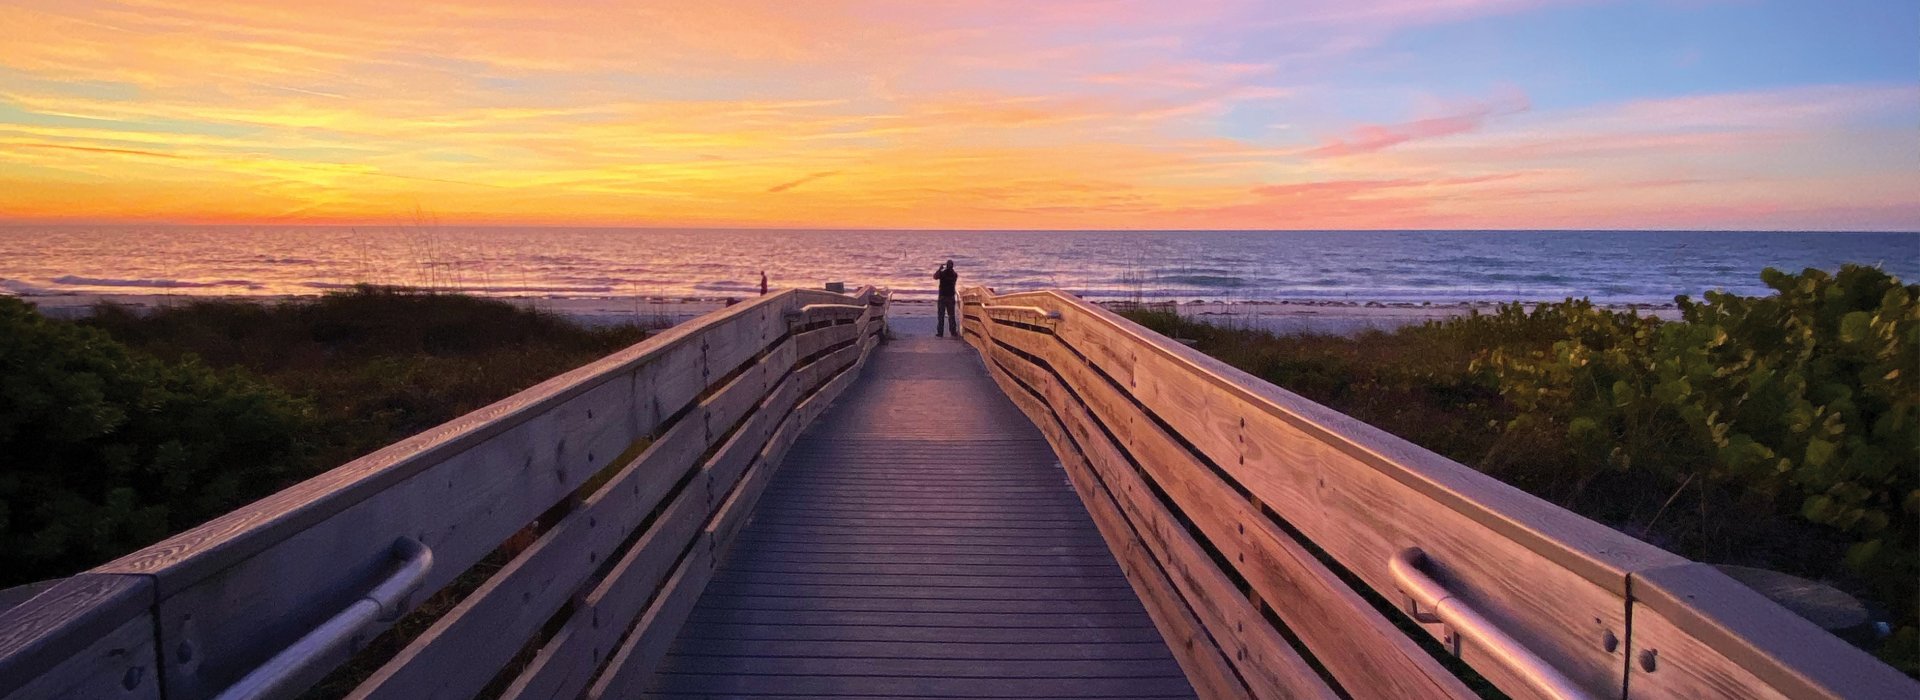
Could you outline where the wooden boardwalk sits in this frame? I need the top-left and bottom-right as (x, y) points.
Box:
(9, 289), (1908, 700)
(645, 328), (1197, 698)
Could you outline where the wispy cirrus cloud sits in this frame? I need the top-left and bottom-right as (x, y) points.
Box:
(1305, 89), (1531, 157)
(8, 142), (184, 159)
(767, 171), (841, 193)
(1250, 172), (1526, 198)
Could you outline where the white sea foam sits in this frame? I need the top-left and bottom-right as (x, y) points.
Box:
(51, 275), (263, 290)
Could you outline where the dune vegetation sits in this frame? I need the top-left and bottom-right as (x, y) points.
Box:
(0, 286), (648, 589)
(1123, 264), (1918, 672)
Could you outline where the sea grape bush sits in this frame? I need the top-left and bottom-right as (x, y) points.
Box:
(1473, 265), (1918, 670)
(1, 289), (649, 588)
(0, 297), (316, 584)
(81, 287), (652, 465)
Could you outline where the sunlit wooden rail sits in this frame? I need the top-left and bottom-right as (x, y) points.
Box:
(0, 283), (1914, 700)
(958, 286), (1917, 700)
(0, 286), (885, 700)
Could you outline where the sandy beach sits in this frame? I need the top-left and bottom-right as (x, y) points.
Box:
(12, 291), (1684, 336)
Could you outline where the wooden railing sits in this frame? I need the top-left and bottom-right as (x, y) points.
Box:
(0, 286), (887, 700)
(960, 287), (1916, 700)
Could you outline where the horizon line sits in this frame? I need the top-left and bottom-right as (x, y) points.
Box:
(0, 221), (1915, 235)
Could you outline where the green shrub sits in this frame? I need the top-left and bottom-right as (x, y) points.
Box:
(0, 297), (316, 584)
(84, 286), (650, 466)
(0, 288), (649, 588)
(1474, 265), (1918, 671)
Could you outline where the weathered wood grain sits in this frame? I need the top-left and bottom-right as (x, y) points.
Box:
(989, 322), (1473, 699)
(645, 331), (1192, 698)
(700, 375), (798, 521)
(698, 302), (778, 394)
(362, 333), (809, 700)
(0, 287), (887, 700)
(698, 359), (799, 504)
(701, 335), (796, 445)
(706, 405), (806, 556)
(793, 320), (858, 360)
(653, 674), (1195, 697)
(986, 342), (1337, 700)
(103, 290), (785, 585)
(1003, 291), (1653, 698)
(585, 545), (715, 700)
(0, 575), (158, 700)
(495, 476), (710, 700)
(347, 404), (712, 700)
(1625, 563), (1917, 700)
(497, 291), (882, 700)
(499, 285), (879, 694)
(100, 293), (791, 699)
(983, 357), (1245, 700)
(963, 287), (1916, 700)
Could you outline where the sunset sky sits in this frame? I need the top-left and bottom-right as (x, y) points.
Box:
(2, 0), (1915, 230)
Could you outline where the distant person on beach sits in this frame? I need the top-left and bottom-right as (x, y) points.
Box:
(934, 260), (959, 337)
(759, 270), (768, 296)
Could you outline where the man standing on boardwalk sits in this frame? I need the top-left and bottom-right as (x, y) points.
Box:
(934, 260), (959, 337)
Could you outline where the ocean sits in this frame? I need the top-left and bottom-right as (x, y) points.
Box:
(1, 227), (1913, 305)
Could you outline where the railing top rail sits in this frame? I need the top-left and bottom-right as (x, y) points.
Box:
(966, 286), (1680, 588)
(98, 286), (869, 591)
(0, 284), (885, 700)
(979, 304), (1061, 320)
(0, 574), (152, 699)
(961, 284), (1916, 700)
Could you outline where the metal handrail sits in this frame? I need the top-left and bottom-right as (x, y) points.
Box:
(1389, 547), (1590, 700)
(799, 303), (866, 314)
(214, 537), (434, 700)
(981, 304), (1062, 320)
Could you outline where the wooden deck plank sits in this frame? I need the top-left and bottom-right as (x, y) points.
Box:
(648, 334), (1195, 699)
(697, 582), (1145, 602)
(682, 609), (1153, 628)
(668, 638), (1183, 661)
(719, 533), (1113, 547)
(674, 624), (1174, 645)
(727, 539), (1111, 550)
(656, 656), (1189, 679)
(721, 551), (1123, 566)
(692, 595), (1156, 614)
(650, 674), (1196, 698)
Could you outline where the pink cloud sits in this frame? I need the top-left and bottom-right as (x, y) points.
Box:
(1250, 178), (1419, 197)
(1249, 172), (1525, 198)
(1306, 90), (1530, 157)
(1465, 131), (1771, 161)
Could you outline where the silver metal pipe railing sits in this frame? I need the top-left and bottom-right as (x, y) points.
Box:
(981, 304), (1062, 321)
(798, 303), (867, 314)
(1390, 547), (1591, 700)
(214, 536), (433, 700)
